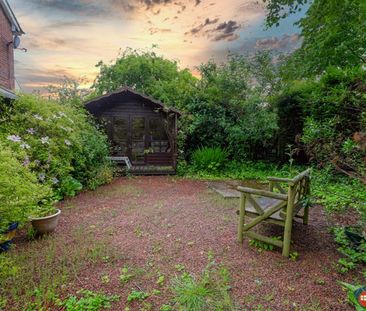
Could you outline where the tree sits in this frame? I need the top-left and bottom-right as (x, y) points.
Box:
(185, 54), (278, 159)
(92, 48), (197, 110)
(264, 0), (366, 77)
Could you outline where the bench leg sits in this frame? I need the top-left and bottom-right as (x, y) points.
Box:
(282, 190), (295, 257)
(282, 218), (292, 257)
(303, 204), (309, 225)
(237, 193), (246, 243)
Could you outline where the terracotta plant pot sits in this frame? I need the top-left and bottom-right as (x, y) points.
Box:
(31, 209), (61, 235)
(0, 222), (18, 252)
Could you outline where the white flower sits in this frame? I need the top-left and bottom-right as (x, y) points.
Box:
(20, 143), (30, 149)
(26, 128), (36, 135)
(51, 177), (59, 184)
(22, 157), (30, 167)
(7, 135), (22, 142)
(58, 112), (66, 117)
(39, 173), (46, 181)
(64, 139), (72, 146)
(33, 114), (43, 121)
(41, 136), (49, 144)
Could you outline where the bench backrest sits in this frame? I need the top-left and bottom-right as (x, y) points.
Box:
(288, 169), (311, 214)
(268, 169), (311, 217)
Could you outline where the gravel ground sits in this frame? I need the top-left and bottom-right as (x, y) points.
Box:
(38, 176), (358, 310)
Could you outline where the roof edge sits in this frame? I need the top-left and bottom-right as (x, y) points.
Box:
(1, 0), (24, 35)
(85, 86), (181, 116)
(0, 86), (17, 99)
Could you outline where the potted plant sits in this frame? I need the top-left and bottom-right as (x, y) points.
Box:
(30, 204), (61, 235)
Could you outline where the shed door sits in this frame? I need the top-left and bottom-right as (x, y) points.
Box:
(112, 117), (128, 156)
(130, 116), (146, 164)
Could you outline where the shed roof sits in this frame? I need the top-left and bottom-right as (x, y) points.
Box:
(0, 0), (24, 35)
(85, 86), (181, 116)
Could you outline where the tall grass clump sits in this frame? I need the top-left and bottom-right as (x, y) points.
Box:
(172, 253), (234, 310)
(191, 147), (228, 173)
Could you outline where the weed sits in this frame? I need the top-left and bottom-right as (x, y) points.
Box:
(171, 253), (234, 310)
(119, 267), (134, 285)
(156, 275), (165, 286)
(101, 275), (110, 284)
(127, 290), (149, 302)
(175, 264), (185, 272)
(134, 226), (144, 238)
(289, 251), (299, 261)
(314, 278), (325, 285)
(56, 289), (119, 311)
(249, 237), (281, 252)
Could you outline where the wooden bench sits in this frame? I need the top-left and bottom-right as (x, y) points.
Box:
(107, 156), (132, 169)
(237, 169), (311, 257)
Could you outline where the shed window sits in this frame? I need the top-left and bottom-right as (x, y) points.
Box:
(149, 118), (170, 153)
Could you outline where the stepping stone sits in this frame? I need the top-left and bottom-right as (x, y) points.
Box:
(208, 181), (240, 198)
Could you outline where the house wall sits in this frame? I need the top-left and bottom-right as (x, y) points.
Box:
(0, 7), (14, 90)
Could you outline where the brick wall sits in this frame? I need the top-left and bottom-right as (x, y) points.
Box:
(0, 7), (14, 90)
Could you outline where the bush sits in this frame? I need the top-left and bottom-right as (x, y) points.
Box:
(275, 67), (366, 178)
(0, 94), (113, 200)
(191, 147), (228, 172)
(0, 143), (51, 232)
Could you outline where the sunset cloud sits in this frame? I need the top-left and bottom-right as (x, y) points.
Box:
(9, 0), (302, 92)
(255, 34), (301, 50)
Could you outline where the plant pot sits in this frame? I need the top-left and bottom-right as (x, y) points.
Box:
(0, 222), (18, 252)
(31, 209), (61, 235)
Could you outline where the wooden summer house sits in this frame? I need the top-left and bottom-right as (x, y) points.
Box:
(85, 87), (180, 175)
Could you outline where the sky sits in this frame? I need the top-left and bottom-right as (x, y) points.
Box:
(9, 0), (304, 93)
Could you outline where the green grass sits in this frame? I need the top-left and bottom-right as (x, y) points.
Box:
(0, 225), (121, 310)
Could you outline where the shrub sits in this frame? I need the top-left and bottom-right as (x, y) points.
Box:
(0, 143), (51, 232)
(333, 227), (366, 275)
(0, 94), (113, 200)
(191, 147), (228, 172)
(275, 67), (366, 179)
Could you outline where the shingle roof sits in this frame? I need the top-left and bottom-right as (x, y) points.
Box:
(85, 86), (181, 116)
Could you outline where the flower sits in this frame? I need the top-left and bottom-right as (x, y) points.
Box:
(34, 160), (40, 166)
(7, 135), (22, 142)
(38, 173), (46, 182)
(22, 157), (30, 167)
(41, 136), (49, 144)
(51, 177), (59, 184)
(58, 112), (66, 117)
(20, 143), (30, 149)
(33, 114), (43, 120)
(26, 128), (36, 135)
(64, 139), (72, 146)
